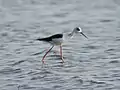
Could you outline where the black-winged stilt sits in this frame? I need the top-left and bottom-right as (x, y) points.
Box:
(36, 27), (88, 63)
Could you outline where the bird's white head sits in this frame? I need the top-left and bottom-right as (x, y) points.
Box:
(73, 27), (82, 33)
(73, 27), (88, 39)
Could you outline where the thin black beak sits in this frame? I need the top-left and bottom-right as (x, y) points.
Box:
(80, 32), (88, 39)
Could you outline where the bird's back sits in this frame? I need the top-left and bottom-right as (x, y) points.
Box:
(51, 34), (63, 39)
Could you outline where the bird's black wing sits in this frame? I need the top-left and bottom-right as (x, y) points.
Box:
(36, 34), (63, 42)
(51, 34), (63, 39)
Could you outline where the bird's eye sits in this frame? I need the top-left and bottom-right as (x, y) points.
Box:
(76, 28), (80, 31)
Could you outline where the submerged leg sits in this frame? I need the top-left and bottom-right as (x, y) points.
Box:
(60, 45), (64, 63)
(42, 45), (54, 63)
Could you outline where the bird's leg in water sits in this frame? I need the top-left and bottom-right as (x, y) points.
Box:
(42, 45), (54, 63)
(60, 45), (64, 63)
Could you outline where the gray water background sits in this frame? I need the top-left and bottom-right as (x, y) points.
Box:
(0, 0), (120, 90)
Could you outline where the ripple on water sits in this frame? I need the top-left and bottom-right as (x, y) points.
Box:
(82, 45), (100, 49)
(115, 38), (120, 41)
(31, 75), (46, 80)
(109, 60), (119, 64)
(0, 67), (22, 75)
(71, 76), (83, 84)
(105, 48), (115, 52)
(11, 60), (26, 66)
(89, 80), (106, 85)
(18, 84), (36, 90)
(99, 19), (114, 23)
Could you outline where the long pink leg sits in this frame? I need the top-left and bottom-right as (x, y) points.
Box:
(42, 45), (54, 63)
(60, 45), (64, 63)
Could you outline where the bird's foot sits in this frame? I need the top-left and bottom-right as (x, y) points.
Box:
(42, 59), (45, 64)
(61, 57), (64, 63)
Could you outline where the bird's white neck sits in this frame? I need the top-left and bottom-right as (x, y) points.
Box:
(68, 30), (75, 38)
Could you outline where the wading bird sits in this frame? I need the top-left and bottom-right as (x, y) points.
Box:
(36, 27), (88, 63)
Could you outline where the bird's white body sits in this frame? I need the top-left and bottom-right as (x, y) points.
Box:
(50, 38), (64, 45)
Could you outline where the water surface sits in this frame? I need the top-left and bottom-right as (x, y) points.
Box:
(0, 0), (120, 90)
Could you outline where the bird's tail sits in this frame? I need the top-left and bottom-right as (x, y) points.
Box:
(36, 37), (49, 42)
(36, 38), (44, 41)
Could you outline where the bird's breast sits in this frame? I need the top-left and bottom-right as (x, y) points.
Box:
(51, 38), (63, 45)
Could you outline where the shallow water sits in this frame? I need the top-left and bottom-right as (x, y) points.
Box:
(0, 0), (120, 90)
